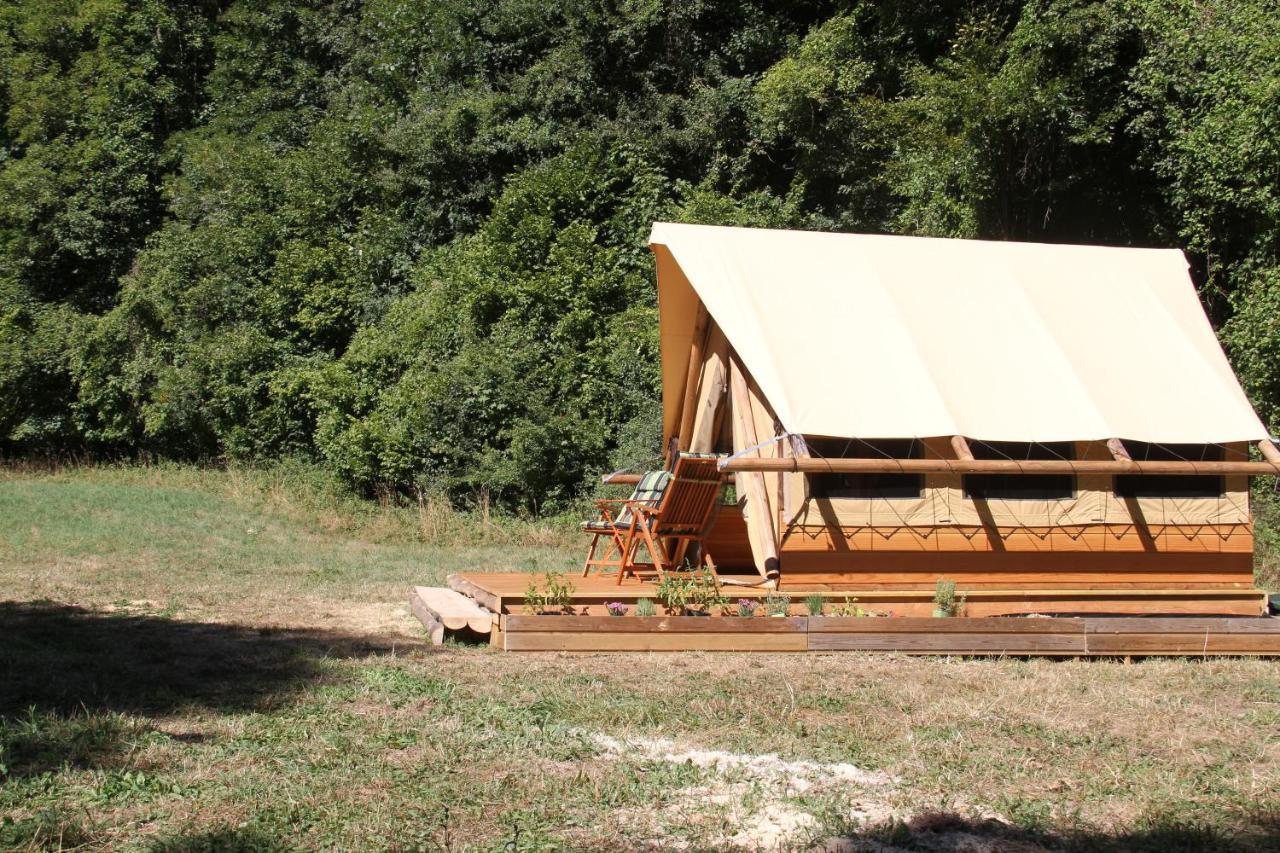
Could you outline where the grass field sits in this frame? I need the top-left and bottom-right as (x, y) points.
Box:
(1, 464), (1277, 851)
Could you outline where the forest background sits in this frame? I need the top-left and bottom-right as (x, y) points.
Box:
(3, 0), (1278, 519)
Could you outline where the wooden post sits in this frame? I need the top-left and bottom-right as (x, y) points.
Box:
(1258, 438), (1280, 471)
(950, 435), (974, 461)
(676, 305), (710, 451)
(729, 355), (781, 580)
(689, 325), (729, 452)
(1107, 438), (1136, 467)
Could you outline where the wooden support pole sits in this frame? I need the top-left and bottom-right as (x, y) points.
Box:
(729, 355), (781, 580)
(689, 324), (729, 453)
(721, 456), (1280, 476)
(1106, 438), (1137, 468)
(950, 435), (974, 461)
(676, 305), (710, 451)
(1258, 438), (1280, 469)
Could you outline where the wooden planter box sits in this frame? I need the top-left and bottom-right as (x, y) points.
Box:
(501, 614), (808, 652)
(498, 614), (1280, 655)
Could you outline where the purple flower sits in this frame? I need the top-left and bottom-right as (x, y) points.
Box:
(606, 601), (628, 617)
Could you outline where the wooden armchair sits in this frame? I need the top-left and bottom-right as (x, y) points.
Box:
(607, 453), (726, 584)
(582, 469), (672, 577)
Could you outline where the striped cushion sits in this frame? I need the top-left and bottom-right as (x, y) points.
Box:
(582, 469), (672, 531)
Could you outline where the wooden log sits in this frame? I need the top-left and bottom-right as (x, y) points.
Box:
(676, 305), (710, 451)
(1106, 438), (1136, 466)
(950, 435), (974, 461)
(689, 324), (729, 452)
(729, 355), (781, 579)
(721, 456), (1280, 475)
(409, 593), (446, 645)
(446, 573), (502, 613)
(412, 586), (493, 633)
(602, 471), (643, 485)
(1258, 439), (1280, 467)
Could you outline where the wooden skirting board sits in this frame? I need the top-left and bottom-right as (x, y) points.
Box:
(496, 614), (1280, 655)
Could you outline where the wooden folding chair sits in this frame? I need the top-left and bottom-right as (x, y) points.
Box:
(617, 453), (726, 584)
(581, 469), (672, 577)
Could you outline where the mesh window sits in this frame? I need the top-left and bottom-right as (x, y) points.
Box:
(1114, 442), (1224, 498)
(963, 440), (1075, 501)
(808, 438), (924, 499)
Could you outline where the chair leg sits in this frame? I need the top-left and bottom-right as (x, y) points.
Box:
(582, 534), (601, 577)
(640, 523), (670, 579)
(616, 520), (643, 584)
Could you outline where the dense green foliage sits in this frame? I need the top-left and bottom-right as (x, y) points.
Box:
(3, 0), (1279, 514)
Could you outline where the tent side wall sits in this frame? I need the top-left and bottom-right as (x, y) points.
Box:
(669, 312), (1261, 616)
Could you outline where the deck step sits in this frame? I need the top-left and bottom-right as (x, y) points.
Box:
(410, 586), (494, 645)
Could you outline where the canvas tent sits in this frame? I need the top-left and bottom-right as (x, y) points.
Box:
(649, 222), (1277, 616)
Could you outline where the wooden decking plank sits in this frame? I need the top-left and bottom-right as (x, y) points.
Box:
(809, 617), (1085, 634)
(504, 632), (808, 652)
(1084, 617), (1280, 634)
(1086, 633), (1280, 654)
(808, 632), (1088, 654)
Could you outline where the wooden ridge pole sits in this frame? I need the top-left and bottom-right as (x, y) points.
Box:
(728, 355), (781, 581)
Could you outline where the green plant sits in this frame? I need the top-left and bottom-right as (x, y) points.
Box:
(655, 573), (692, 615)
(524, 571), (576, 614)
(656, 568), (725, 615)
(735, 598), (756, 617)
(688, 568), (726, 615)
(523, 576), (546, 615)
(805, 593), (825, 616)
(933, 577), (958, 617)
(765, 593), (791, 617)
(634, 597), (657, 617)
(830, 596), (868, 617)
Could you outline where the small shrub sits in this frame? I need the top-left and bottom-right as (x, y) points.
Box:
(764, 592), (791, 617)
(805, 593), (825, 616)
(634, 597), (657, 617)
(736, 598), (756, 617)
(524, 571), (576, 614)
(830, 596), (865, 617)
(655, 568), (723, 615)
(687, 568), (725, 615)
(523, 576), (546, 615)
(933, 577), (958, 617)
(655, 573), (691, 615)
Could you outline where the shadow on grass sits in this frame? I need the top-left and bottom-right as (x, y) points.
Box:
(0, 600), (423, 779)
(824, 810), (1280, 853)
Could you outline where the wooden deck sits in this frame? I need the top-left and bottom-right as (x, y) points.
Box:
(437, 572), (1280, 655)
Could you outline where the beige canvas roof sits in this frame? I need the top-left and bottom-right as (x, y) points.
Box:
(651, 222), (1269, 446)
